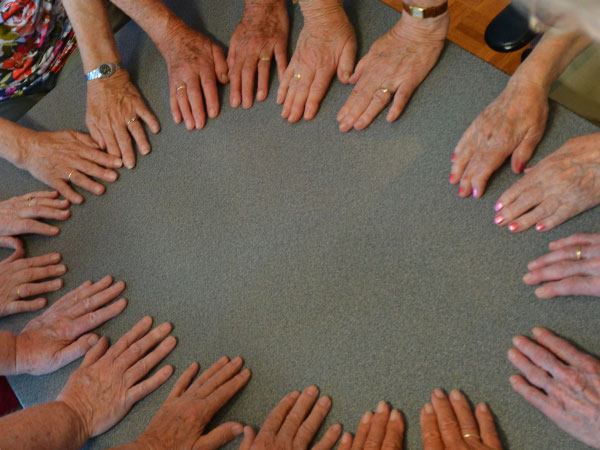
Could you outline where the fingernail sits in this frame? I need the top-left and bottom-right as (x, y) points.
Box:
(244, 426), (253, 437)
(494, 201), (504, 212)
(342, 433), (351, 444)
(221, 73), (228, 83)
(232, 424), (243, 435)
(472, 188), (479, 198)
(343, 71), (350, 80)
(516, 162), (525, 173)
(451, 153), (456, 162)
(115, 158), (123, 167)
(512, 336), (522, 346)
(523, 273), (532, 283)
(533, 327), (543, 337)
(109, 172), (117, 181)
(376, 401), (386, 413)
(509, 223), (519, 232)
(126, 162), (134, 170)
(458, 187), (464, 196)
(290, 391), (300, 399)
(57, 264), (67, 274)
(306, 386), (318, 396)
(390, 410), (400, 421)
(51, 253), (61, 262)
(536, 223), (545, 232)
(494, 214), (504, 225)
(434, 388), (445, 398)
(257, 90), (265, 100)
(362, 412), (372, 424)
(424, 403), (434, 414)
(88, 335), (99, 345)
(319, 396), (331, 406)
(478, 403), (488, 412)
(450, 390), (462, 400)
(449, 174), (456, 183)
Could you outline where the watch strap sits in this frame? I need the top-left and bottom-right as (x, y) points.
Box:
(402, 1), (448, 19)
(85, 62), (122, 81)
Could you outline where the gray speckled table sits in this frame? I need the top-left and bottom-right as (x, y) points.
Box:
(1, 1), (599, 449)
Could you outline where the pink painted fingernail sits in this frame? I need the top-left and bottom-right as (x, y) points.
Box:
(509, 223), (519, 232)
(449, 174), (456, 183)
(536, 223), (545, 232)
(516, 162), (525, 173)
(494, 201), (503, 212)
(494, 214), (504, 225)
(451, 153), (456, 162)
(472, 188), (479, 198)
(458, 187), (464, 196)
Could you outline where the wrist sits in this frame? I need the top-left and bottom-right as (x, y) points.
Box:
(0, 331), (18, 376)
(393, 9), (449, 42)
(157, 14), (189, 55)
(55, 400), (93, 448)
(301, 0), (344, 23)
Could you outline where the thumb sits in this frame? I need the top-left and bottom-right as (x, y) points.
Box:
(337, 38), (357, 84)
(193, 423), (245, 450)
(511, 132), (541, 174)
(0, 236), (24, 263)
(54, 334), (101, 373)
(238, 426), (256, 450)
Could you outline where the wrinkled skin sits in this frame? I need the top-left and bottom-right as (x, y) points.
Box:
(0, 191), (70, 236)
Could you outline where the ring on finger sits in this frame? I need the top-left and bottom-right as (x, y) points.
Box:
(576, 247), (582, 260)
(26, 197), (33, 208)
(16, 286), (22, 299)
(380, 87), (390, 94)
(127, 116), (137, 126)
(176, 84), (186, 92)
(260, 56), (271, 62)
(67, 169), (76, 182)
(294, 73), (302, 79)
(463, 434), (480, 439)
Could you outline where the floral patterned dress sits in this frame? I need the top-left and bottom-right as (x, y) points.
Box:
(0, 0), (76, 101)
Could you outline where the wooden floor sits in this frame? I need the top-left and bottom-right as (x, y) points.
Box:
(382, 0), (527, 75)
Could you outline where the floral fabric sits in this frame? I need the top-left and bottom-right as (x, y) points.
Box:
(0, 0), (76, 101)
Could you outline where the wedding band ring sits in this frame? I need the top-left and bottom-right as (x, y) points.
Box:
(463, 434), (480, 439)
(27, 197), (32, 207)
(576, 248), (582, 260)
(381, 87), (390, 94)
(67, 169), (75, 182)
(294, 73), (302, 79)
(16, 286), (21, 298)
(177, 84), (186, 91)
(127, 116), (137, 126)
(260, 56), (271, 62)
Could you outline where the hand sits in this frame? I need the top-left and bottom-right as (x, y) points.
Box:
(450, 77), (549, 198)
(132, 357), (251, 449)
(0, 191), (70, 236)
(0, 236), (24, 264)
(0, 252), (65, 317)
(240, 386), (342, 450)
(338, 402), (404, 450)
(15, 276), (127, 375)
(228, 0), (289, 109)
(509, 327), (600, 449)
(337, 13), (448, 132)
(160, 23), (229, 130)
(494, 133), (600, 233)
(57, 316), (176, 438)
(421, 389), (502, 450)
(277, 3), (356, 123)
(19, 129), (123, 204)
(524, 233), (600, 298)
(86, 70), (160, 169)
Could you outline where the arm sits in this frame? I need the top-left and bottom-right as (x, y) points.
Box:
(0, 331), (17, 375)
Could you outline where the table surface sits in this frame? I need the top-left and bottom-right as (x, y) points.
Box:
(2, 1), (600, 449)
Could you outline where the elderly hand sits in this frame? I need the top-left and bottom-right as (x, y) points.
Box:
(159, 23), (228, 131)
(126, 357), (251, 449)
(524, 233), (600, 298)
(421, 389), (502, 450)
(0, 191), (70, 236)
(494, 133), (600, 233)
(338, 402), (404, 450)
(0, 252), (65, 317)
(509, 328), (600, 449)
(57, 316), (176, 438)
(450, 77), (549, 198)
(277, 2), (356, 123)
(337, 12), (448, 132)
(17, 129), (123, 205)
(14, 276), (127, 375)
(240, 386), (342, 450)
(0, 236), (24, 264)
(86, 70), (160, 170)
(228, 0), (289, 109)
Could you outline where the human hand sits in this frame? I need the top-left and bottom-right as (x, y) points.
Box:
(277, 2), (356, 123)
(0, 191), (70, 236)
(14, 276), (127, 375)
(159, 23), (228, 130)
(0, 236), (24, 264)
(240, 386), (342, 450)
(337, 13), (448, 132)
(18, 129), (123, 204)
(494, 133), (600, 233)
(509, 327), (600, 449)
(337, 402), (404, 450)
(228, 0), (289, 109)
(57, 316), (176, 438)
(524, 233), (600, 298)
(421, 389), (502, 450)
(86, 70), (160, 169)
(450, 77), (549, 198)
(131, 357), (251, 449)
(0, 252), (65, 318)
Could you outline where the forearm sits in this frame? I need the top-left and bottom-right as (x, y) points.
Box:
(0, 401), (88, 450)
(0, 118), (34, 169)
(0, 330), (17, 375)
(61, 0), (120, 72)
(512, 31), (592, 92)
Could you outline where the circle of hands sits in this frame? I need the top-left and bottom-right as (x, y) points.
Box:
(3, 3), (600, 450)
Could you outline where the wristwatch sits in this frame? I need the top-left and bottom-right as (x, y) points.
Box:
(85, 62), (122, 81)
(402, 1), (448, 19)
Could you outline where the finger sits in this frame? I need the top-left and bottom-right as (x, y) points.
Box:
(364, 402), (390, 449)
(170, 81), (183, 124)
(288, 71), (315, 123)
(14, 264), (66, 284)
(304, 69), (333, 121)
(350, 412), (373, 450)
(9, 252), (60, 271)
(294, 396), (333, 448)
(241, 57), (258, 109)
(54, 333), (101, 370)
(420, 404), (444, 450)
(475, 404), (502, 449)
(337, 433), (353, 450)
(19, 205), (70, 221)
(281, 71), (300, 119)
(136, 102), (160, 135)
(69, 280), (126, 318)
(509, 374), (556, 420)
(338, 84), (373, 132)
(448, 390), (480, 440)
(28, 190), (60, 199)
(549, 233), (600, 251)
(278, 385), (320, 440)
(11, 218), (60, 236)
(113, 122), (136, 169)
(386, 87), (411, 123)
(494, 189), (541, 230)
(188, 75), (208, 129)
(51, 179), (83, 205)
(311, 424), (342, 450)
(274, 41), (288, 82)
(69, 298), (128, 339)
(534, 276), (600, 299)
(57, 276), (113, 310)
(69, 170), (106, 196)
(240, 426), (257, 450)
(102, 127), (122, 159)
(213, 44), (229, 85)
(194, 356), (244, 398)
(277, 66), (294, 105)
(536, 205), (581, 233)
(337, 38), (357, 84)
(105, 316), (154, 360)
(256, 55), (271, 102)
(193, 422), (245, 450)
(526, 246), (597, 271)
(229, 55), (244, 108)
(80, 336), (110, 368)
(524, 260), (594, 285)
(192, 356), (230, 389)
(200, 68), (220, 120)
(88, 122), (107, 151)
(15, 279), (63, 299)
(1, 298), (47, 316)
(259, 391), (300, 436)
(0, 236), (24, 262)
(430, 389), (462, 446)
(510, 133), (541, 174)
(128, 119), (151, 156)
(80, 146), (122, 169)
(507, 347), (553, 392)
(126, 364), (174, 406)
(353, 88), (393, 130)
(531, 327), (600, 372)
(177, 81), (196, 131)
(205, 368), (252, 414)
(125, 335), (177, 386)
(167, 362), (200, 400)
(68, 158), (118, 184)
(118, 321), (172, 368)
(381, 410), (404, 450)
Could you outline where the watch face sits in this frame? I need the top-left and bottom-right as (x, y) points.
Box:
(99, 64), (112, 77)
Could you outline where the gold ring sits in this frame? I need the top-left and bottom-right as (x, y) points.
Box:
(294, 73), (302, 79)
(260, 56), (271, 62)
(576, 248), (582, 260)
(381, 87), (390, 94)
(67, 169), (75, 182)
(16, 286), (21, 298)
(127, 116), (137, 126)
(27, 197), (32, 207)
(463, 434), (480, 439)
(177, 84), (186, 91)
